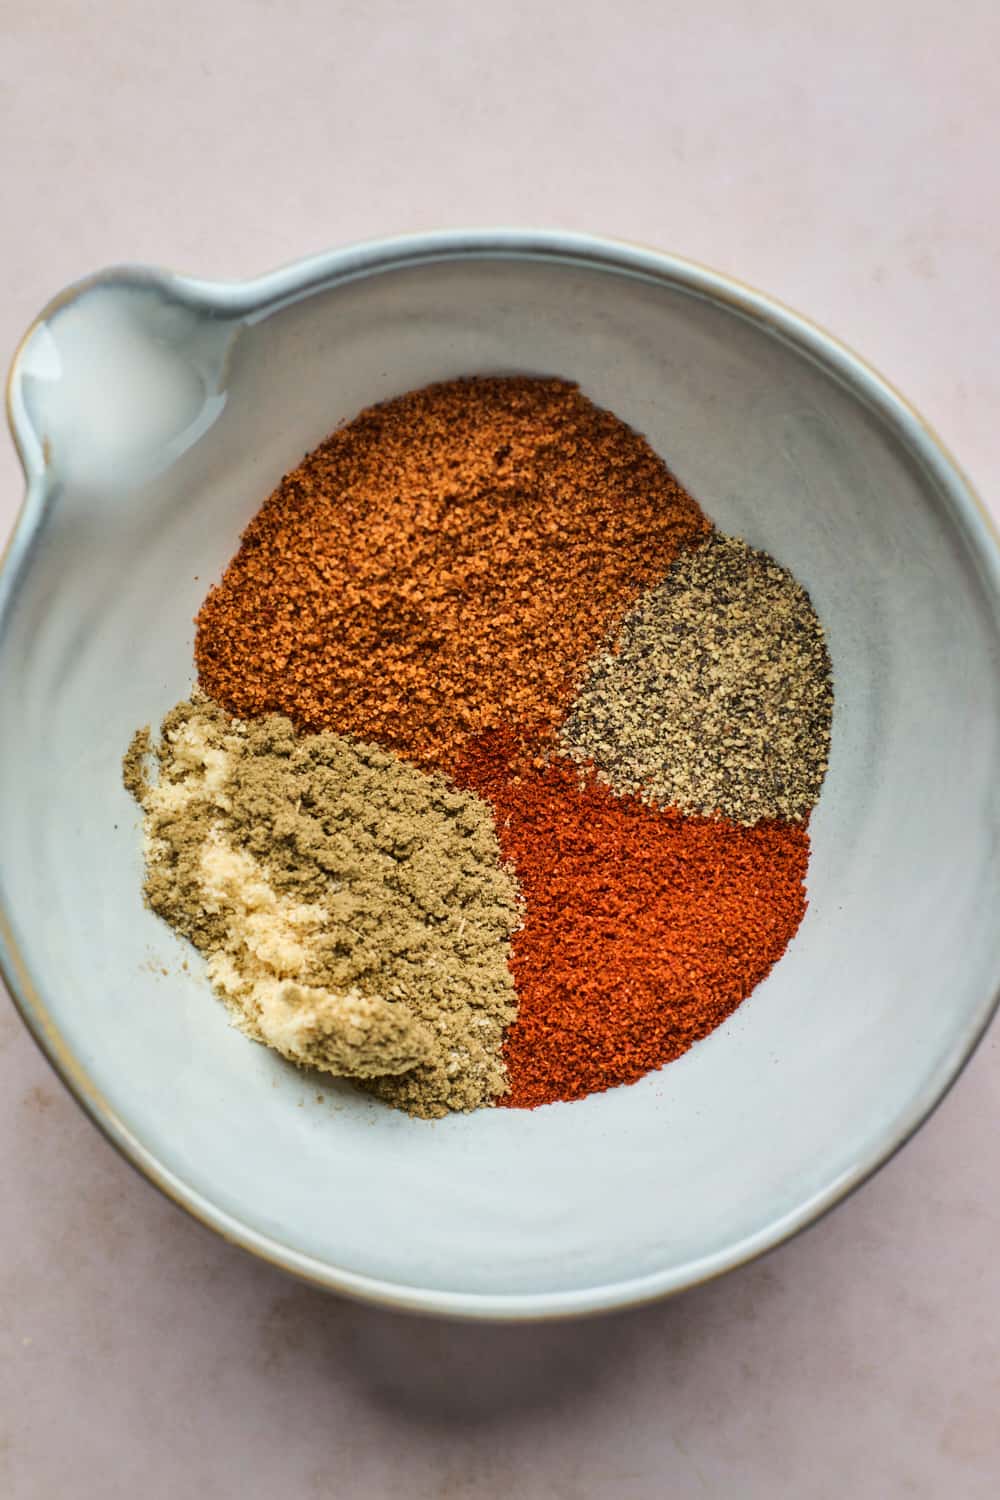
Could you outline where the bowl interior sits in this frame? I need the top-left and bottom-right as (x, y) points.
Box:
(3, 244), (1000, 1314)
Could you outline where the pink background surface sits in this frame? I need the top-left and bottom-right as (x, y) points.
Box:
(2, 3), (999, 1495)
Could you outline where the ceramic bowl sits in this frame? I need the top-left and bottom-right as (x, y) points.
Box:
(3, 232), (1000, 1320)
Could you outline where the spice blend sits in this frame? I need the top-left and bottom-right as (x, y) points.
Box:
(126, 376), (834, 1116)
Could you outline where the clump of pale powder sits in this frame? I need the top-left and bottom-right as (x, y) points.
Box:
(124, 695), (521, 1117)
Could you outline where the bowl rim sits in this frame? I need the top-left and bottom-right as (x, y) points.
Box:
(4, 227), (1000, 1321)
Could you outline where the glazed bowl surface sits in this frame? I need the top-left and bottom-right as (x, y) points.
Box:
(3, 231), (1000, 1319)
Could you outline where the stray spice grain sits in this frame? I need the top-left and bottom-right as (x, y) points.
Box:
(195, 377), (709, 775)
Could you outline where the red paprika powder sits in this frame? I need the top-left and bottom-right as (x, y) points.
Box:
(453, 731), (810, 1108)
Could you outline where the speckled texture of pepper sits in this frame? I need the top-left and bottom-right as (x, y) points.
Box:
(560, 532), (833, 823)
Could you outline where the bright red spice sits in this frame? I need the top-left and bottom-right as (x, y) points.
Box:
(453, 732), (810, 1108)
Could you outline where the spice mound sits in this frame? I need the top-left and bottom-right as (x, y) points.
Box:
(125, 375), (835, 1118)
(124, 695), (521, 1118)
(194, 376), (709, 775)
(560, 532), (833, 824)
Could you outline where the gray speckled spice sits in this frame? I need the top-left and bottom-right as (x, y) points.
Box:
(560, 532), (833, 824)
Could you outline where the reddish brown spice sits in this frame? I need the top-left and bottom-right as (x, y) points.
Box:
(453, 732), (810, 1108)
(195, 377), (708, 776)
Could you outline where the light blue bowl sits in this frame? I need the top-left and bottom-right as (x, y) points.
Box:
(3, 232), (1000, 1319)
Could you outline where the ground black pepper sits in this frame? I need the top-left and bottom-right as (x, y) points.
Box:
(560, 532), (833, 823)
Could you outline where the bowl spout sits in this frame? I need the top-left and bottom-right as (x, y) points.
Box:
(7, 269), (237, 489)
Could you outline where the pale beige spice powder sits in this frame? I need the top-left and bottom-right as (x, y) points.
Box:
(124, 696), (522, 1118)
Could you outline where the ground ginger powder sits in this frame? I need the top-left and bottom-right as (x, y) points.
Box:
(124, 696), (521, 1118)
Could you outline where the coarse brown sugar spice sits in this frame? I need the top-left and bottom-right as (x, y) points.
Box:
(561, 531), (833, 824)
(124, 695), (522, 1118)
(452, 730), (810, 1108)
(195, 377), (709, 775)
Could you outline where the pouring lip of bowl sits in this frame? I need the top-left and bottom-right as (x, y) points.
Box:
(3, 228), (1000, 1321)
